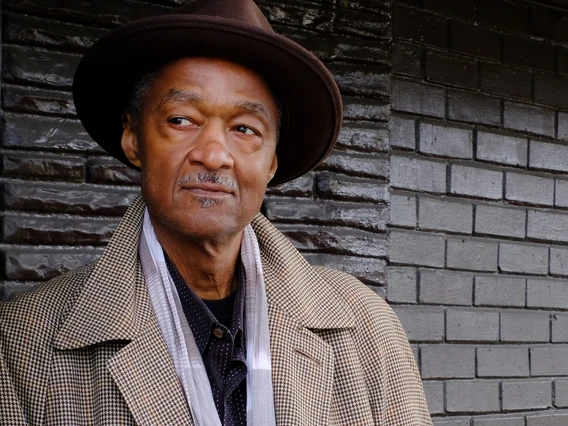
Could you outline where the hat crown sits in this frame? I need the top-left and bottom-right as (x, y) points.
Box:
(177, 0), (272, 31)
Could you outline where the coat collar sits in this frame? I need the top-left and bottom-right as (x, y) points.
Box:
(54, 194), (146, 349)
(54, 194), (354, 349)
(251, 213), (355, 330)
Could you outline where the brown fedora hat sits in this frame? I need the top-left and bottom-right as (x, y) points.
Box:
(73, 0), (342, 186)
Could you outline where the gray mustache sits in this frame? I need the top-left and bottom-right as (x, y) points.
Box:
(178, 172), (238, 191)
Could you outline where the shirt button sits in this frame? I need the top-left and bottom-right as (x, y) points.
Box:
(213, 327), (225, 339)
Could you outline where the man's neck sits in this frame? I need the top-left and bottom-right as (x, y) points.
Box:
(150, 217), (243, 300)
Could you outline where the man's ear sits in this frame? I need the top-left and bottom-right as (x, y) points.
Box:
(267, 153), (278, 183)
(120, 112), (142, 168)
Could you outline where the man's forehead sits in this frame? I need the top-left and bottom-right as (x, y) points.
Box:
(155, 88), (272, 121)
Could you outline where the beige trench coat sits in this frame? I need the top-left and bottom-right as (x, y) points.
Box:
(0, 195), (432, 425)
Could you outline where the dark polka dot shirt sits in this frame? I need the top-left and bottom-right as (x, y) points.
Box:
(165, 253), (247, 426)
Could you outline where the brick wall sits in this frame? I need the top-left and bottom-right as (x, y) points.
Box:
(5, 0), (568, 423)
(260, 1), (391, 293)
(391, 0), (568, 423)
(0, 1), (391, 298)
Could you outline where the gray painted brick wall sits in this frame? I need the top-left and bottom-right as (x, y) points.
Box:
(423, 381), (444, 414)
(554, 379), (568, 407)
(421, 344), (475, 379)
(504, 102), (555, 137)
(418, 197), (473, 234)
(552, 314), (568, 343)
(419, 269), (473, 305)
(446, 237), (498, 272)
(476, 346), (529, 377)
(386, 266), (417, 303)
(555, 179), (568, 207)
(391, 153), (447, 193)
(474, 204), (526, 238)
(450, 165), (503, 200)
(393, 305), (445, 342)
(528, 210), (568, 242)
(499, 242), (549, 275)
(390, 114), (415, 150)
(390, 192), (417, 227)
(527, 279), (568, 309)
(390, 229), (446, 267)
(391, 0), (568, 422)
(476, 131), (528, 167)
(418, 121), (473, 158)
(474, 276), (526, 307)
(446, 308), (500, 342)
(475, 417), (525, 426)
(501, 310), (550, 342)
(531, 346), (568, 376)
(505, 172), (555, 206)
(502, 379), (552, 410)
(530, 140), (568, 172)
(527, 413), (568, 426)
(446, 380), (500, 413)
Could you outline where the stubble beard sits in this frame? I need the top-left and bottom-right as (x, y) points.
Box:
(196, 197), (221, 208)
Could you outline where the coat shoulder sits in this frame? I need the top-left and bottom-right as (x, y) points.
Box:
(1, 263), (95, 336)
(0, 263), (97, 424)
(310, 265), (411, 362)
(311, 266), (433, 425)
(311, 266), (398, 326)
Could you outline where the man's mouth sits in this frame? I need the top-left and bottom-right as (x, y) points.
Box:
(177, 172), (238, 207)
(181, 182), (233, 197)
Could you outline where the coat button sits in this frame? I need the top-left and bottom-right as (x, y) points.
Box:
(213, 327), (225, 339)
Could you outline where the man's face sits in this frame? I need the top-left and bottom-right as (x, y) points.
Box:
(121, 57), (279, 244)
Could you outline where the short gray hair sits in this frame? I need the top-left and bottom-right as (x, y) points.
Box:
(128, 71), (159, 127)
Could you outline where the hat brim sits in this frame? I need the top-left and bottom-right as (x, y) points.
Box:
(72, 15), (342, 186)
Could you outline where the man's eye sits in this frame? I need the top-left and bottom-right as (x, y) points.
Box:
(169, 117), (191, 126)
(235, 125), (257, 135)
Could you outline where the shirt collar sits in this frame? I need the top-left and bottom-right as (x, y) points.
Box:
(164, 252), (246, 354)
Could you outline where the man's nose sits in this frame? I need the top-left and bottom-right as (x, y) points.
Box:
(187, 123), (234, 171)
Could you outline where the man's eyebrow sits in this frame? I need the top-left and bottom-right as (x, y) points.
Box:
(157, 90), (272, 122)
(235, 100), (270, 122)
(157, 89), (202, 107)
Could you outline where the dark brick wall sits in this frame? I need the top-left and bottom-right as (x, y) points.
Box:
(0, 1), (391, 298)
(9, 0), (568, 422)
(391, 0), (568, 423)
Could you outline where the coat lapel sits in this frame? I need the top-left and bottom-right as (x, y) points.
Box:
(53, 195), (192, 425)
(252, 213), (356, 426)
(106, 312), (193, 426)
(53, 197), (357, 426)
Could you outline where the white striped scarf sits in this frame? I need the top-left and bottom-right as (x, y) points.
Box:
(139, 209), (276, 426)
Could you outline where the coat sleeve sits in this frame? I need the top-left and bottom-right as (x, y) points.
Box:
(0, 337), (28, 425)
(314, 267), (433, 426)
(0, 264), (93, 426)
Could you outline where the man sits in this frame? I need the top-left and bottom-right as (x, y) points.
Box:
(0, 0), (432, 424)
